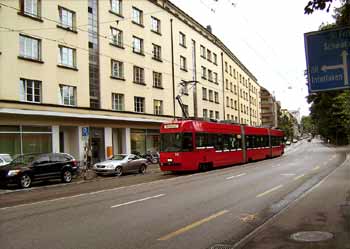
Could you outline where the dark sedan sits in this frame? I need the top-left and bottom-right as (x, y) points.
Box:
(0, 153), (79, 188)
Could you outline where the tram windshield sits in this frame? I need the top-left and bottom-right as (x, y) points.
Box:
(160, 133), (193, 152)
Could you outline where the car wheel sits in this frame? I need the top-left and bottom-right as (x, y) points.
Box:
(139, 164), (146, 174)
(62, 170), (72, 183)
(115, 166), (123, 176)
(151, 158), (158, 164)
(19, 174), (32, 188)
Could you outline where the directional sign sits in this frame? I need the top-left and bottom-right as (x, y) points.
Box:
(304, 26), (350, 93)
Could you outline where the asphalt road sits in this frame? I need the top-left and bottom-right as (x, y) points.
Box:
(0, 140), (346, 249)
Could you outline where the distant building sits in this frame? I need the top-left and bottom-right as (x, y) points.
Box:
(290, 110), (301, 124)
(260, 87), (279, 127)
(281, 109), (300, 138)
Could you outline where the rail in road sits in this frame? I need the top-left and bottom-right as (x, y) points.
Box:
(0, 140), (346, 249)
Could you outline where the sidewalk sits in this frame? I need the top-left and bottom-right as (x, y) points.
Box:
(239, 151), (350, 249)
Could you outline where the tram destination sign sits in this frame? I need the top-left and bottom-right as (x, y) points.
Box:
(304, 26), (350, 93)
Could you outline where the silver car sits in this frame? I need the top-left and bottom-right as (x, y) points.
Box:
(93, 154), (148, 176)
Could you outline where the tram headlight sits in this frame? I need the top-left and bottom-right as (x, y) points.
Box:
(167, 158), (173, 162)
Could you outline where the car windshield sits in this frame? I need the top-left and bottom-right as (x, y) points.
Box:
(111, 155), (127, 160)
(11, 154), (37, 164)
(1, 155), (12, 163)
(160, 133), (193, 152)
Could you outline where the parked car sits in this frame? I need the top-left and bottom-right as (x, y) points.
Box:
(0, 153), (79, 188)
(0, 154), (12, 166)
(286, 141), (291, 146)
(93, 154), (148, 176)
(292, 139), (298, 143)
(141, 151), (159, 164)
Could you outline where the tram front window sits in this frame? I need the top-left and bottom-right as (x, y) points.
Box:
(160, 133), (193, 152)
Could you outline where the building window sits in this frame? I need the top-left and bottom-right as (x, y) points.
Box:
(59, 85), (76, 106)
(200, 45), (205, 58)
(134, 96), (145, 113)
(215, 111), (219, 120)
(225, 61), (228, 72)
(20, 78), (41, 103)
(234, 100), (237, 110)
(213, 72), (218, 84)
(226, 79), (229, 90)
(111, 59), (124, 79)
(214, 92), (219, 103)
(133, 66), (145, 84)
(208, 70), (213, 82)
(209, 110), (214, 119)
(230, 82), (233, 92)
(202, 87), (207, 100)
(21, 0), (41, 18)
(19, 35), (41, 61)
(229, 65), (232, 75)
(153, 99), (163, 115)
(153, 71), (162, 88)
(203, 109), (208, 118)
(213, 53), (217, 64)
(227, 114), (230, 120)
(132, 7), (143, 25)
(112, 93), (124, 111)
(207, 49), (211, 62)
(179, 32), (186, 47)
(110, 27), (123, 47)
(110, 0), (122, 15)
(230, 98), (233, 109)
(59, 6), (75, 31)
(180, 56), (187, 71)
(132, 36), (144, 54)
(234, 85), (237, 94)
(209, 90), (213, 102)
(226, 96), (229, 107)
(201, 66), (206, 79)
(152, 44), (161, 61)
(59, 46), (76, 68)
(151, 16), (161, 34)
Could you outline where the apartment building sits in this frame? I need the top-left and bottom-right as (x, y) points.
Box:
(0, 0), (262, 162)
(260, 87), (280, 127)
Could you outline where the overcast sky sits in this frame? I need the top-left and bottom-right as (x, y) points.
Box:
(171, 0), (338, 116)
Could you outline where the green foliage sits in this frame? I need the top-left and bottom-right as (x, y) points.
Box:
(278, 115), (294, 140)
(301, 116), (315, 135)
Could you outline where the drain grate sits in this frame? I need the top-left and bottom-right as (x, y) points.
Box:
(210, 244), (234, 249)
(290, 231), (334, 242)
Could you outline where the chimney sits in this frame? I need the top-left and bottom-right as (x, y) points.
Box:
(206, 25), (212, 33)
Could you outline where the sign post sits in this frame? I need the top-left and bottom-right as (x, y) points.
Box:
(304, 26), (350, 93)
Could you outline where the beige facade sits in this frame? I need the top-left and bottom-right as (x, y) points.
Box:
(0, 0), (263, 161)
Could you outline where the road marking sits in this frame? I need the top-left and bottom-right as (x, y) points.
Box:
(256, 185), (283, 198)
(110, 194), (165, 208)
(312, 166), (320, 171)
(294, 174), (305, 181)
(226, 173), (246, 180)
(157, 210), (229, 241)
(280, 173), (296, 177)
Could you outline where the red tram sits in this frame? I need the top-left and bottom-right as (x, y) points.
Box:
(159, 119), (284, 172)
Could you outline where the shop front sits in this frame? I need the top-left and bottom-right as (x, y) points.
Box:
(130, 129), (160, 155)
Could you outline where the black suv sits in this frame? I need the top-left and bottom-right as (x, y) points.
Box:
(0, 153), (79, 188)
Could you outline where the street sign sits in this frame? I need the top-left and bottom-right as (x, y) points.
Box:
(82, 127), (89, 137)
(304, 26), (350, 93)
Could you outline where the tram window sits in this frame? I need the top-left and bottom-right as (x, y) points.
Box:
(196, 133), (207, 147)
(182, 133), (193, 151)
(214, 134), (223, 150)
(223, 135), (231, 150)
(235, 135), (242, 149)
(207, 133), (215, 147)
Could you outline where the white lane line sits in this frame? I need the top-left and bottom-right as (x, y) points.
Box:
(226, 173), (247, 180)
(294, 174), (305, 181)
(312, 166), (320, 171)
(110, 194), (165, 209)
(280, 173), (296, 177)
(256, 185), (283, 198)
